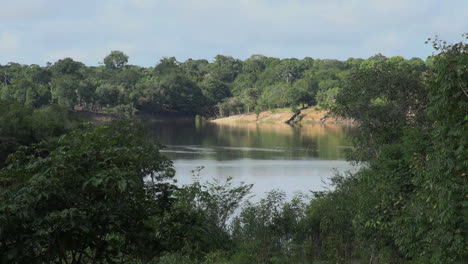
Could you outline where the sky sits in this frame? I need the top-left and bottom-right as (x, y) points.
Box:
(1, 0), (467, 66)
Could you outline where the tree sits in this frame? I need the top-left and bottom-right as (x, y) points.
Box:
(328, 35), (467, 263)
(0, 121), (176, 263)
(0, 101), (34, 165)
(0, 101), (76, 167)
(169, 174), (252, 257)
(216, 97), (244, 117)
(288, 78), (317, 107)
(49, 58), (85, 109)
(276, 59), (305, 83)
(76, 79), (96, 109)
(316, 87), (340, 109)
(180, 59), (209, 82)
(333, 58), (427, 160)
(258, 84), (291, 109)
(157, 74), (205, 113)
(201, 77), (231, 103)
(52, 58), (84, 76)
(232, 191), (309, 263)
(51, 75), (79, 108)
(154, 57), (181, 75)
(240, 87), (261, 114)
(209, 55), (242, 82)
(103, 50), (129, 70)
(95, 83), (124, 107)
(393, 35), (467, 263)
(243, 55), (267, 74)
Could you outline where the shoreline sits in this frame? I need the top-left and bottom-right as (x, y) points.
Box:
(71, 107), (354, 126)
(210, 107), (354, 125)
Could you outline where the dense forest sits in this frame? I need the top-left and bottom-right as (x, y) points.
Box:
(0, 36), (466, 264)
(1, 47), (427, 118)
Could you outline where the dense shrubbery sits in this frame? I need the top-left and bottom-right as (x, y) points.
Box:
(0, 122), (177, 263)
(327, 36), (467, 263)
(0, 101), (79, 166)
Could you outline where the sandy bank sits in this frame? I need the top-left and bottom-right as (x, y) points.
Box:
(211, 107), (353, 125)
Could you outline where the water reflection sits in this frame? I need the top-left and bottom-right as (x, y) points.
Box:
(146, 120), (357, 196)
(147, 121), (355, 161)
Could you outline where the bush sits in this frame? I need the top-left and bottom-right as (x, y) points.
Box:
(0, 121), (176, 263)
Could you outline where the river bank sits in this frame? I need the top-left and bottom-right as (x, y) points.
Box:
(71, 110), (196, 124)
(211, 107), (353, 125)
(71, 107), (353, 126)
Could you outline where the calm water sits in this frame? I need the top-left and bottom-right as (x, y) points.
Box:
(146, 120), (357, 198)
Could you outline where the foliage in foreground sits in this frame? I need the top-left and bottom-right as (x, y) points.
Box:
(329, 35), (467, 263)
(0, 122), (176, 263)
(0, 101), (78, 166)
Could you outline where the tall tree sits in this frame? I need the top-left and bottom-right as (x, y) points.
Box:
(103, 50), (129, 70)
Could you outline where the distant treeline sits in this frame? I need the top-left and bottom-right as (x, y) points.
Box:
(1, 51), (427, 117)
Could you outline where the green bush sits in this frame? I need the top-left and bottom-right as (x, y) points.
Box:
(0, 121), (176, 263)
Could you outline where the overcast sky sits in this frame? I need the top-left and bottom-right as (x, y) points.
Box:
(1, 0), (467, 66)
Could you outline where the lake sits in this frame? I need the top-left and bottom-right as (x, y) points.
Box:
(146, 119), (357, 199)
